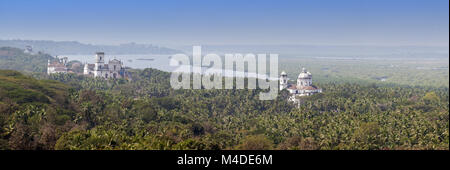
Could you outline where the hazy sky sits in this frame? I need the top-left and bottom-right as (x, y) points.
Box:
(0, 0), (448, 46)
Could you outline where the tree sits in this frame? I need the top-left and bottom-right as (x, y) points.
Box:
(237, 135), (273, 150)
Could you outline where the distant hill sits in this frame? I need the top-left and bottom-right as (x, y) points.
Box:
(0, 47), (53, 73)
(0, 40), (183, 55)
(177, 44), (449, 59)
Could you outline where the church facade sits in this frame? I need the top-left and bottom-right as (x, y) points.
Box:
(280, 68), (322, 103)
(83, 52), (127, 79)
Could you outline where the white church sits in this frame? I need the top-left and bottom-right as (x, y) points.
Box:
(47, 56), (69, 74)
(280, 67), (322, 103)
(47, 52), (127, 79)
(83, 52), (127, 79)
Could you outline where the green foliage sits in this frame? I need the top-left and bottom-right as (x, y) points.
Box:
(0, 47), (53, 73)
(423, 92), (440, 105)
(279, 57), (449, 88)
(0, 70), (73, 149)
(1, 68), (448, 150)
(0, 70), (69, 105)
(278, 136), (318, 150)
(237, 135), (273, 150)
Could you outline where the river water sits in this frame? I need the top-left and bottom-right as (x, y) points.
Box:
(63, 54), (278, 80)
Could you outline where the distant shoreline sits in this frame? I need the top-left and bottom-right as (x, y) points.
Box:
(136, 58), (155, 61)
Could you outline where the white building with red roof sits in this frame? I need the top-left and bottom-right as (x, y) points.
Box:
(280, 68), (322, 103)
(47, 56), (69, 74)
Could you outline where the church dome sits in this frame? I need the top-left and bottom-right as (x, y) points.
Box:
(298, 68), (312, 79)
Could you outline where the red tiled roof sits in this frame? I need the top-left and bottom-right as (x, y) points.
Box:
(299, 85), (318, 90)
(48, 62), (65, 68)
(54, 67), (67, 72)
(87, 64), (95, 70)
(286, 84), (319, 90)
(287, 84), (297, 90)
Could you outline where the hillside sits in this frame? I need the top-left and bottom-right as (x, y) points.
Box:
(0, 47), (53, 73)
(0, 67), (448, 150)
(0, 70), (69, 105)
(0, 70), (73, 149)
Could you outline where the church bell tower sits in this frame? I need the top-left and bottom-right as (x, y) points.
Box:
(94, 52), (105, 77)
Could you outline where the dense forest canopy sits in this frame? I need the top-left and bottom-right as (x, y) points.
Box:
(0, 47), (448, 150)
(0, 68), (448, 150)
(279, 57), (449, 88)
